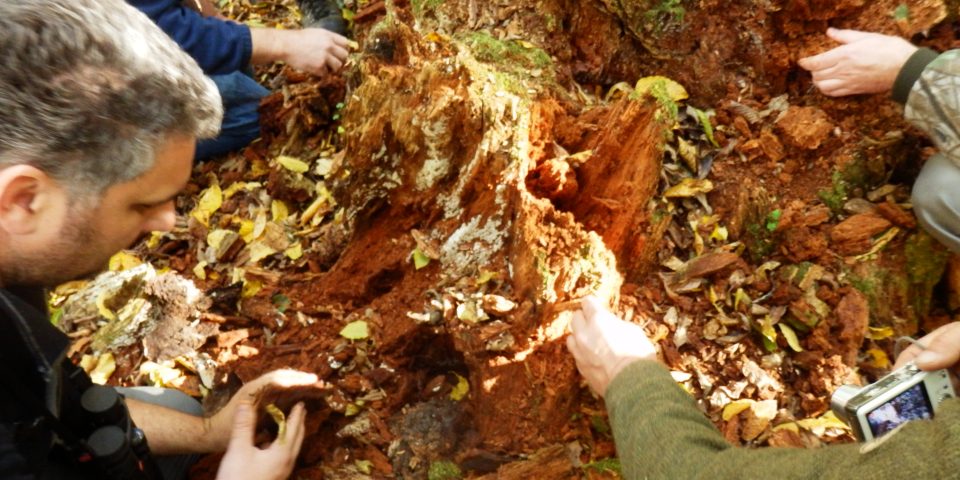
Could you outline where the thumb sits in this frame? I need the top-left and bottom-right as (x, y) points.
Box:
(827, 28), (873, 44)
(227, 401), (257, 450)
(914, 327), (960, 370)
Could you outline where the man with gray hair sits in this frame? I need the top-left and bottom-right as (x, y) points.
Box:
(0, 1), (316, 479)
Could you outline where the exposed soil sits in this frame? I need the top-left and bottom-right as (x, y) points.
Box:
(58, 0), (960, 479)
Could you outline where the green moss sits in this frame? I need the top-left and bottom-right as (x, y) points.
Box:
(817, 171), (848, 215)
(462, 31), (553, 71)
(583, 457), (622, 475)
(428, 461), (462, 480)
(590, 414), (612, 436)
(631, 79), (679, 122)
(642, 0), (686, 32)
(543, 13), (559, 32)
(905, 231), (949, 319)
(411, 0), (444, 17)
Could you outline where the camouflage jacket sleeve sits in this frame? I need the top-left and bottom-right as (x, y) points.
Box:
(895, 48), (960, 167)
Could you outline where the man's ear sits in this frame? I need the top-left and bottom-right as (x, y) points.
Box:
(0, 165), (56, 235)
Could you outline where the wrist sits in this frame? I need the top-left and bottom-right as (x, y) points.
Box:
(195, 414), (231, 452)
(250, 28), (292, 65)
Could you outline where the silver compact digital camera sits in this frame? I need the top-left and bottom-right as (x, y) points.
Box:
(831, 363), (956, 442)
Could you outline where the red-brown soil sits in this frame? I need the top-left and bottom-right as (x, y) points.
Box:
(59, 0), (960, 479)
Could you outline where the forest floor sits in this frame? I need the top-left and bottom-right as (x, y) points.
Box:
(57, 0), (960, 479)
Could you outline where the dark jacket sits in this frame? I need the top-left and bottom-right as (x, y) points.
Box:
(128, 0), (253, 75)
(0, 288), (110, 479)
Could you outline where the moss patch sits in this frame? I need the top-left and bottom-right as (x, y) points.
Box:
(905, 231), (950, 319)
(461, 31), (553, 72)
(428, 461), (462, 480)
(411, 0), (444, 18)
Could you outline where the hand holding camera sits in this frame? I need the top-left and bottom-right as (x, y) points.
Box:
(831, 322), (960, 442)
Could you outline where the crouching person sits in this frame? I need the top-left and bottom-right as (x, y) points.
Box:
(0, 2), (314, 479)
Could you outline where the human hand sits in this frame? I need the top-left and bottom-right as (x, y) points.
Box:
(214, 400), (307, 480)
(797, 28), (918, 97)
(281, 28), (351, 75)
(566, 296), (658, 397)
(207, 369), (319, 451)
(894, 322), (960, 372)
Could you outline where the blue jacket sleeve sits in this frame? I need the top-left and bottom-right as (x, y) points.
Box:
(128, 0), (253, 75)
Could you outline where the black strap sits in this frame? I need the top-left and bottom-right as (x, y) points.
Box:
(0, 360), (91, 458)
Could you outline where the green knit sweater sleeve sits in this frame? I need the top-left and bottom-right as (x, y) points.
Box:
(605, 361), (960, 480)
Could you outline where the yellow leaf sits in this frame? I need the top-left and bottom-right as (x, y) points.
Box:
(191, 183), (223, 226)
(238, 219), (255, 243)
(207, 229), (235, 250)
(53, 280), (88, 298)
(139, 361), (182, 388)
(271, 200), (289, 222)
(450, 373), (470, 401)
(772, 422), (799, 433)
(779, 323), (804, 352)
(276, 155), (310, 173)
(249, 242), (278, 263)
(96, 291), (116, 321)
(266, 404), (287, 444)
(664, 178), (714, 198)
(412, 247), (431, 269)
(284, 242), (303, 260)
(146, 231), (164, 249)
(355, 460), (373, 475)
(634, 76), (689, 102)
(250, 158), (271, 178)
(223, 181), (261, 199)
(758, 316), (777, 344)
(796, 411), (849, 434)
(345, 403), (362, 416)
(193, 261), (207, 280)
(867, 326), (895, 340)
(476, 269), (498, 285)
(734, 288), (752, 311)
(722, 399), (754, 421)
(80, 354), (98, 373)
(866, 347), (891, 369)
(108, 251), (142, 272)
(340, 320), (369, 340)
(89, 353), (116, 385)
(241, 278), (262, 298)
(710, 225), (729, 242)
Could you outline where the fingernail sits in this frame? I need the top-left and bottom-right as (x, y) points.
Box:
(916, 351), (943, 365)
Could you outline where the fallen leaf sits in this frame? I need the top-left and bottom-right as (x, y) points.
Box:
(867, 326), (894, 341)
(664, 178), (714, 198)
(277, 155), (310, 173)
(108, 251), (142, 272)
(450, 373), (469, 401)
(193, 261), (208, 280)
(779, 323), (803, 352)
(284, 242), (303, 260)
(191, 183), (223, 226)
(634, 76), (689, 102)
(266, 404), (287, 444)
(89, 353), (116, 385)
(271, 200), (289, 222)
(722, 399), (754, 421)
(412, 247), (431, 269)
(340, 320), (369, 340)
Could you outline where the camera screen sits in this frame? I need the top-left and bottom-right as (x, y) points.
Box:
(866, 383), (933, 438)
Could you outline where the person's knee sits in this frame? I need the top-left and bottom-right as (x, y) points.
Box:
(912, 155), (960, 252)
